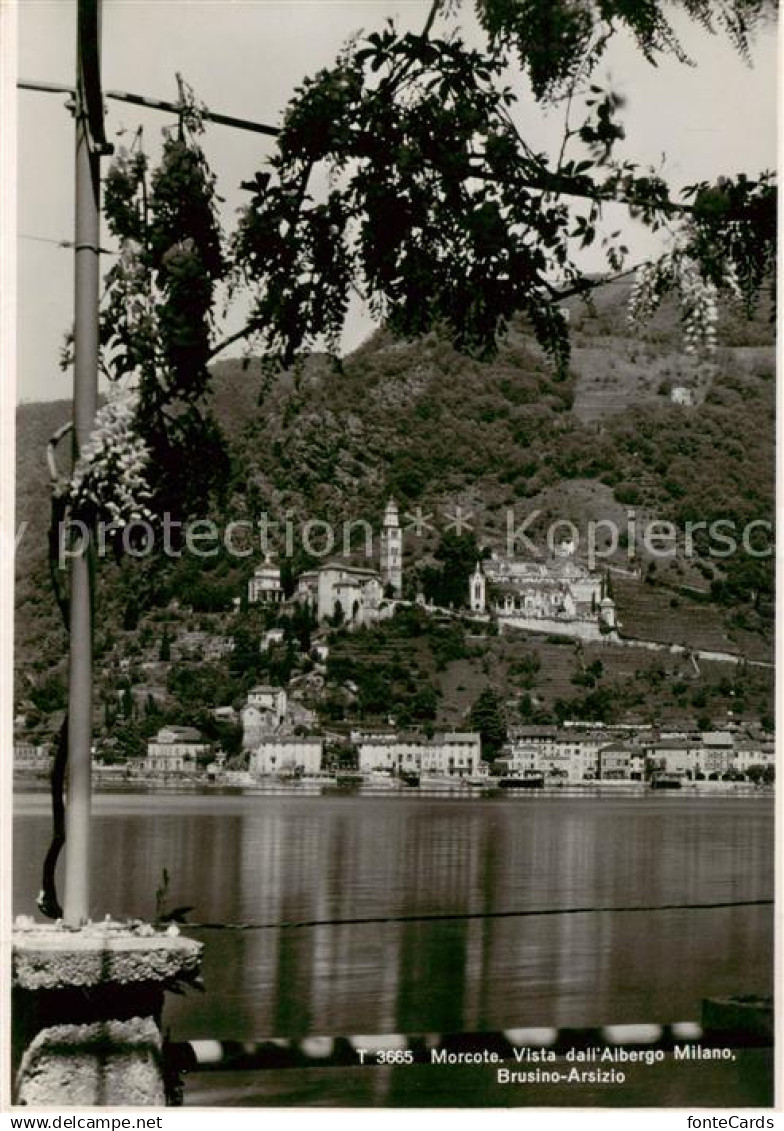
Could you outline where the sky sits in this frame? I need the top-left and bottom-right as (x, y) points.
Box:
(14, 0), (779, 403)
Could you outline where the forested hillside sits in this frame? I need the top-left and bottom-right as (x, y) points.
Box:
(14, 282), (774, 738)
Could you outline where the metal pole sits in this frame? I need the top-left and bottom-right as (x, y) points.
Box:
(63, 2), (101, 927)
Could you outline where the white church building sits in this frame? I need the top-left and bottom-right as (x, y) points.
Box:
(249, 498), (403, 626)
(248, 557), (284, 605)
(468, 544), (617, 642)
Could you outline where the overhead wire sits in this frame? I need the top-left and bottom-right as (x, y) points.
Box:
(181, 896), (773, 932)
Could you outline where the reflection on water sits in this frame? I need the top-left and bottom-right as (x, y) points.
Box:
(13, 794), (773, 1041)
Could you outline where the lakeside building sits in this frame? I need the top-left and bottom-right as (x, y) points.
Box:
(358, 732), (482, 777)
(505, 727), (609, 782)
(734, 740), (776, 774)
(241, 685), (289, 748)
(501, 726), (770, 781)
(643, 730), (773, 779)
(358, 734), (423, 774)
(251, 736), (324, 777)
(421, 734), (484, 776)
(696, 731), (736, 777)
(14, 743), (50, 770)
(145, 726), (210, 774)
(598, 740), (643, 780)
(137, 718), (771, 781)
(241, 683), (318, 748)
(645, 738), (707, 778)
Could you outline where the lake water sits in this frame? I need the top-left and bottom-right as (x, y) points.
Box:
(13, 792), (773, 1048)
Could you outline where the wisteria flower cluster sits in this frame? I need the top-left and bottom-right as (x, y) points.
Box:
(674, 255), (719, 355)
(627, 258), (668, 326)
(68, 387), (154, 530)
(116, 240), (156, 338)
(628, 250), (727, 355)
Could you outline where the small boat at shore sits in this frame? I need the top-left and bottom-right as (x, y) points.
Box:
(497, 774), (545, 790)
(335, 771), (364, 788)
(650, 774), (683, 790)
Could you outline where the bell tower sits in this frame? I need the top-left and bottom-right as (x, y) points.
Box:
(469, 561), (486, 613)
(380, 498), (403, 596)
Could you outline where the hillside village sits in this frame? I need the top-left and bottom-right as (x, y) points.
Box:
(14, 489), (774, 789)
(14, 285), (775, 789)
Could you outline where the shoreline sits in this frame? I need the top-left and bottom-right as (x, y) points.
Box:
(12, 773), (774, 800)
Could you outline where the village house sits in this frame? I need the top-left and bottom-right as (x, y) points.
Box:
(251, 736), (324, 777)
(644, 738), (699, 778)
(421, 733), (483, 777)
(358, 732), (482, 778)
(173, 630), (235, 661)
(211, 705), (238, 724)
(14, 743), (50, 771)
(145, 726), (210, 774)
(505, 725), (560, 751)
(642, 729), (777, 780)
(203, 635), (235, 662)
(240, 682), (318, 748)
(695, 731), (736, 777)
(285, 697), (319, 732)
(505, 726), (609, 781)
(503, 727), (650, 781)
(649, 737), (722, 778)
(734, 739), (775, 775)
(671, 386), (696, 407)
(357, 734), (423, 774)
(260, 627), (286, 651)
(241, 685), (288, 748)
(598, 741), (635, 780)
(247, 684), (288, 714)
(629, 748), (647, 780)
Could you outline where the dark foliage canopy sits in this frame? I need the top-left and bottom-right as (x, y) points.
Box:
(90, 0), (775, 527)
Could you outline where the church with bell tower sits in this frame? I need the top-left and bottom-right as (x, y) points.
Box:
(380, 497), (403, 596)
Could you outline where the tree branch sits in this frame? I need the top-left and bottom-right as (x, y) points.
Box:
(550, 262), (645, 303)
(421, 0), (444, 38)
(468, 161), (699, 217)
(209, 322), (259, 360)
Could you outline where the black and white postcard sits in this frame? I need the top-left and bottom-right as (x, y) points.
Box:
(5, 0), (777, 1117)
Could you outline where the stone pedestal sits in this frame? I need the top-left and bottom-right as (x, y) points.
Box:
(12, 920), (202, 1107)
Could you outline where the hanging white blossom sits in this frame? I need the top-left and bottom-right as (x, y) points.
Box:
(627, 258), (668, 326)
(674, 255), (718, 355)
(69, 386), (153, 530)
(627, 247), (737, 355)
